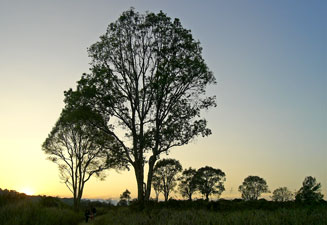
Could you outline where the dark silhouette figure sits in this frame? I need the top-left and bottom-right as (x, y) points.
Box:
(92, 207), (97, 219)
(85, 209), (90, 223)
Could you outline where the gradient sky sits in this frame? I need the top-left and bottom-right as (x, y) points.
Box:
(0, 0), (326, 200)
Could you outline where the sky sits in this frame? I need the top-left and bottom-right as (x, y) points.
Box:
(0, 0), (326, 200)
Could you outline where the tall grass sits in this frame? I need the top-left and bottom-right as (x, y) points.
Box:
(0, 199), (81, 225)
(94, 206), (327, 225)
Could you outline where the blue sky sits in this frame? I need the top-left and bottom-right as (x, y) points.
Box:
(0, 0), (326, 199)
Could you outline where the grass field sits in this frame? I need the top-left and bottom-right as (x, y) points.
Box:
(94, 206), (327, 225)
(0, 200), (80, 225)
(1, 190), (326, 225)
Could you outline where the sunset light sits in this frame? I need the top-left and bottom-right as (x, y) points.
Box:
(19, 187), (35, 196)
(0, 0), (326, 224)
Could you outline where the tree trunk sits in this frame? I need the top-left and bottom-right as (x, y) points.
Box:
(205, 193), (209, 201)
(164, 192), (169, 202)
(145, 155), (156, 201)
(73, 197), (78, 212)
(134, 163), (144, 203)
(73, 190), (79, 212)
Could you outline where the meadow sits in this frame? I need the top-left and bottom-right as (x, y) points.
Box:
(95, 207), (327, 225)
(94, 200), (327, 225)
(0, 190), (80, 225)
(1, 189), (326, 225)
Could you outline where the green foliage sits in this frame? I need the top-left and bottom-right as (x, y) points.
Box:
(153, 159), (183, 201)
(178, 167), (197, 200)
(295, 176), (324, 202)
(63, 8), (216, 201)
(0, 199), (80, 225)
(272, 187), (293, 202)
(239, 176), (269, 201)
(195, 166), (226, 200)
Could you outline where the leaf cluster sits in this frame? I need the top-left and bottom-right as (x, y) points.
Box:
(194, 166), (226, 200)
(295, 176), (324, 202)
(238, 176), (270, 201)
(272, 187), (293, 202)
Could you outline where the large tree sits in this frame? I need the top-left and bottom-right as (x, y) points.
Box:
(64, 9), (216, 202)
(238, 176), (269, 201)
(152, 158), (182, 201)
(178, 167), (197, 201)
(42, 109), (123, 211)
(195, 166), (226, 201)
(295, 176), (323, 202)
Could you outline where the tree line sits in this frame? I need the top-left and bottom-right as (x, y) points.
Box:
(118, 158), (324, 205)
(42, 8), (324, 211)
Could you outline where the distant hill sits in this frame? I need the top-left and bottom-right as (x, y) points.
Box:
(0, 188), (118, 206)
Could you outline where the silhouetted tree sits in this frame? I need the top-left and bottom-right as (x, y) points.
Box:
(152, 174), (163, 201)
(152, 159), (182, 201)
(238, 176), (269, 201)
(118, 189), (131, 206)
(272, 187), (293, 202)
(295, 176), (323, 202)
(42, 109), (123, 211)
(63, 8), (216, 202)
(178, 167), (197, 200)
(195, 166), (226, 201)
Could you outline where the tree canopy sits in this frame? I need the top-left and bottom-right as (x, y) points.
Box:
(238, 176), (269, 201)
(195, 166), (226, 201)
(152, 158), (182, 201)
(42, 109), (123, 210)
(63, 8), (216, 202)
(118, 189), (131, 206)
(178, 167), (197, 201)
(295, 176), (323, 202)
(272, 187), (293, 202)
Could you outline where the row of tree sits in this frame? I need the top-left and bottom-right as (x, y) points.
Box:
(152, 159), (225, 201)
(146, 158), (324, 203)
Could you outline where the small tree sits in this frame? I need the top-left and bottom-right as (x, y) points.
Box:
(195, 166), (226, 201)
(295, 176), (323, 202)
(272, 187), (293, 202)
(42, 109), (123, 211)
(118, 189), (131, 206)
(152, 175), (163, 201)
(153, 159), (182, 201)
(238, 176), (269, 201)
(178, 167), (197, 200)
